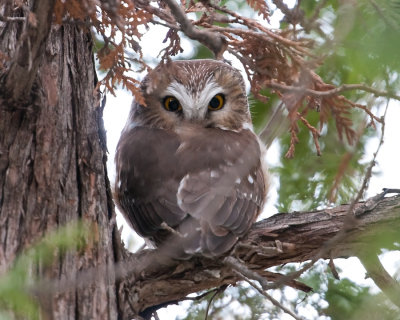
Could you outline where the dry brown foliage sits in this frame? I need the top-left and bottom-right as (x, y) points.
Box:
(54, 0), (153, 105)
(46, 0), (395, 157)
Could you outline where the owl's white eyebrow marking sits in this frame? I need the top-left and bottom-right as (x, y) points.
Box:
(164, 80), (224, 120)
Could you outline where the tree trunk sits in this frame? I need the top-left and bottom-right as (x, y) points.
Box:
(0, 3), (120, 318)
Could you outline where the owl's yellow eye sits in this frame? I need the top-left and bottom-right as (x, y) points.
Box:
(208, 94), (225, 111)
(163, 96), (182, 112)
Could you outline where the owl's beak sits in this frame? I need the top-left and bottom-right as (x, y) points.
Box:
(182, 104), (207, 122)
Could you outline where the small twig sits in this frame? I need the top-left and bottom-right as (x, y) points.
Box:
(238, 274), (304, 320)
(353, 98), (390, 214)
(150, 18), (179, 30)
(299, 114), (321, 156)
(0, 15), (26, 22)
(383, 188), (400, 194)
(182, 287), (224, 302)
(153, 311), (160, 320)
(272, 0), (304, 25)
(262, 290), (304, 320)
(224, 256), (272, 290)
(358, 252), (400, 308)
(204, 285), (227, 320)
(266, 81), (400, 103)
(206, 25), (312, 56)
(163, 0), (226, 57)
(328, 258), (340, 280)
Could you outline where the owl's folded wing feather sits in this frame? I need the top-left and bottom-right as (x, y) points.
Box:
(176, 146), (266, 256)
(115, 127), (187, 241)
(115, 126), (267, 257)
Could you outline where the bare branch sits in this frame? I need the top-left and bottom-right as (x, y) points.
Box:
(261, 290), (303, 320)
(224, 256), (273, 290)
(298, 114), (321, 156)
(266, 81), (400, 102)
(163, 0), (226, 57)
(351, 100), (389, 202)
(150, 18), (179, 30)
(225, 256), (304, 319)
(239, 275), (304, 320)
(358, 252), (400, 308)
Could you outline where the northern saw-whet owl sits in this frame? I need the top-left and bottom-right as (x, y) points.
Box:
(114, 59), (269, 258)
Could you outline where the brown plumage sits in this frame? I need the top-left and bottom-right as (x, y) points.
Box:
(114, 59), (268, 258)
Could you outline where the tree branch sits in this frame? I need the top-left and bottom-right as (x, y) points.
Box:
(117, 195), (400, 318)
(239, 275), (304, 320)
(163, 0), (226, 57)
(266, 81), (400, 102)
(358, 252), (400, 308)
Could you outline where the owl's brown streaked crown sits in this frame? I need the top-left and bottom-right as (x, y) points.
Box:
(126, 59), (252, 131)
(143, 60), (246, 96)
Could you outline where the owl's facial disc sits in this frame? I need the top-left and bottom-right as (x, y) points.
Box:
(163, 80), (225, 121)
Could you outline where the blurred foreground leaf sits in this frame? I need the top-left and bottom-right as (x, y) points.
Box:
(0, 222), (91, 319)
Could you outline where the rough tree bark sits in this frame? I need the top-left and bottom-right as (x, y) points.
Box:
(0, 2), (120, 318)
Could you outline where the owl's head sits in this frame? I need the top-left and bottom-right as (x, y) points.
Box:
(128, 59), (253, 131)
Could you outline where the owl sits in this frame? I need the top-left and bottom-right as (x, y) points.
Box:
(114, 59), (268, 258)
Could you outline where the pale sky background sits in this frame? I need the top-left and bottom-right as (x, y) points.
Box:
(102, 2), (400, 319)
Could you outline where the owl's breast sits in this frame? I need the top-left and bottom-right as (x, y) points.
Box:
(114, 125), (267, 257)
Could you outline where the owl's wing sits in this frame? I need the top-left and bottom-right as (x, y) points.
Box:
(115, 126), (266, 257)
(176, 128), (266, 256)
(115, 127), (187, 240)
